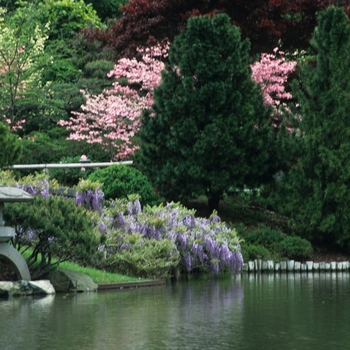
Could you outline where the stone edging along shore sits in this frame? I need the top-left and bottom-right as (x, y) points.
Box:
(242, 260), (350, 273)
(98, 279), (166, 291)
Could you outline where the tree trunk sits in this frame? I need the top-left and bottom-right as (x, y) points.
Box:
(208, 192), (221, 213)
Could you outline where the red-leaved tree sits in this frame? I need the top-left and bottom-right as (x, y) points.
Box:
(58, 45), (167, 160)
(80, 0), (348, 58)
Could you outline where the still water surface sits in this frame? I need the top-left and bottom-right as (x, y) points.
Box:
(0, 272), (349, 350)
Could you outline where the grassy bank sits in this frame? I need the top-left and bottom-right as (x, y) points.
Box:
(20, 249), (144, 284)
(57, 261), (145, 284)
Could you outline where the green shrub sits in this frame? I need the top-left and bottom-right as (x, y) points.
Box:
(99, 199), (242, 278)
(88, 164), (159, 206)
(105, 232), (180, 279)
(50, 156), (94, 187)
(4, 196), (102, 279)
(241, 244), (273, 261)
(243, 227), (284, 247)
(279, 236), (313, 260)
(18, 132), (109, 173)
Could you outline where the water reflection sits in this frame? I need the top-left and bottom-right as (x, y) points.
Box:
(0, 273), (349, 350)
(241, 272), (350, 350)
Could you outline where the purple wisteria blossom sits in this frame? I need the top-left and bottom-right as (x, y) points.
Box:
(76, 188), (105, 213)
(17, 179), (50, 198)
(100, 200), (243, 274)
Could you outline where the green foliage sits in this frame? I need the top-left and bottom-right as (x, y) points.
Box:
(106, 232), (180, 279)
(76, 178), (103, 193)
(243, 227), (284, 246)
(240, 227), (283, 261)
(238, 224), (313, 261)
(18, 132), (109, 173)
(274, 7), (350, 250)
(100, 199), (242, 277)
(241, 244), (273, 262)
(49, 156), (94, 187)
(85, 0), (128, 22)
(77, 59), (116, 95)
(0, 5), (51, 129)
(4, 196), (101, 279)
(135, 14), (278, 211)
(279, 236), (313, 260)
(41, 0), (102, 41)
(88, 164), (159, 206)
(0, 122), (21, 168)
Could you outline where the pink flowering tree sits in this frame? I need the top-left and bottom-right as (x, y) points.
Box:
(251, 48), (296, 110)
(58, 45), (167, 160)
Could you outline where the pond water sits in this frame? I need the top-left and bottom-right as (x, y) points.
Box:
(0, 272), (349, 350)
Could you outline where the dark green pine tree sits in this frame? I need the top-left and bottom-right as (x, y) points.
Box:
(135, 14), (277, 212)
(278, 7), (350, 249)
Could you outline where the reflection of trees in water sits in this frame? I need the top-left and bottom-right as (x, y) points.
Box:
(2, 275), (349, 349)
(0, 293), (100, 349)
(0, 280), (244, 350)
(241, 272), (350, 349)
(142, 277), (245, 349)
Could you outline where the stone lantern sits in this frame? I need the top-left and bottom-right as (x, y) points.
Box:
(0, 187), (33, 281)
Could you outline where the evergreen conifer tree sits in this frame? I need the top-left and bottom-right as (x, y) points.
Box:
(135, 14), (277, 211)
(277, 7), (350, 249)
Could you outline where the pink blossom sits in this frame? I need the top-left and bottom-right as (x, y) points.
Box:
(251, 48), (296, 109)
(58, 44), (168, 160)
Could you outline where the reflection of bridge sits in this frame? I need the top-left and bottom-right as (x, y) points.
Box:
(0, 187), (33, 281)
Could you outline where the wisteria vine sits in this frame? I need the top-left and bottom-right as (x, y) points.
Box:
(3, 172), (243, 276)
(102, 199), (243, 274)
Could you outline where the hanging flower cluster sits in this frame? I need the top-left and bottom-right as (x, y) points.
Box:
(102, 199), (243, 274)
(75, 178), (105, 214)
(14, 173), (50, 198)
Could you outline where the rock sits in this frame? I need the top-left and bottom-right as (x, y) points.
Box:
(49, 269), (97, 293)
(280, 261), (287, 271)
(0, 280), (55, 297)
(266, 260), (274, 272)
(287, 260), (295, 271)
(242, 263), (248, 272)
(248, 261), (255, 271)
(254, 259), (262, 271)
(319, 262), (326, 271)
